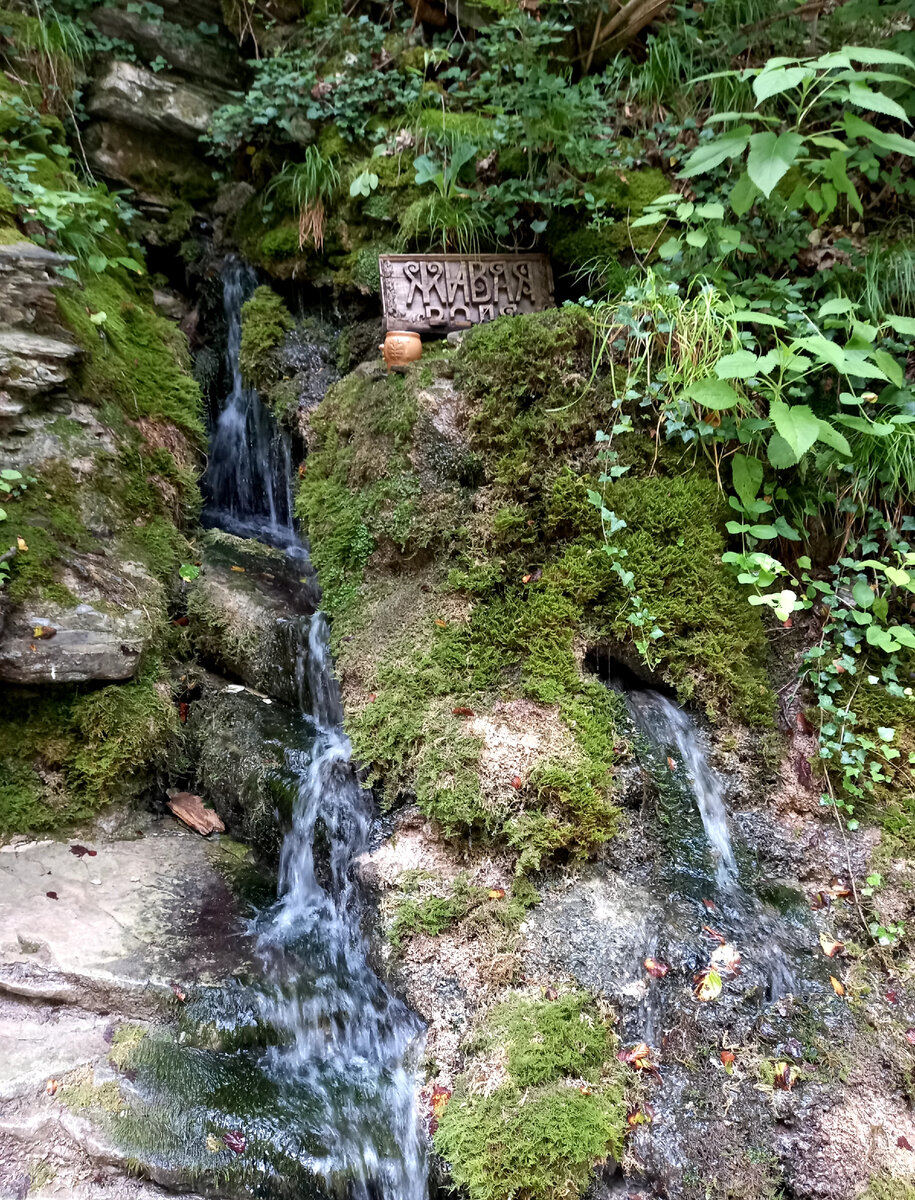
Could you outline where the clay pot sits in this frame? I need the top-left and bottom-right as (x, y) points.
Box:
(380, 330), (422, 372)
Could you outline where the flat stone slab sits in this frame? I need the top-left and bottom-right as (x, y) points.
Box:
(0, 819), (254, 995)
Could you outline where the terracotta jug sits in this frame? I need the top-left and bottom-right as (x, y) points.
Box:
(380, 330), (422, 372)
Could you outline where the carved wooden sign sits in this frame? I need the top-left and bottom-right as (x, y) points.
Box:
(379, 253), (554, 332)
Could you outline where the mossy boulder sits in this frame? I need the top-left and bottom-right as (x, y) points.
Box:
(239, 285), (295, 392)
(435, 991), (627, 1200)
(296, 309), (773, 871)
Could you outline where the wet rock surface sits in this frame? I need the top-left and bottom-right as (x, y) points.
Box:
(0, 812), (254, 1200)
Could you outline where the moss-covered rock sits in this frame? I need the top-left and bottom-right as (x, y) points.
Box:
(434, 990), (627, 1200)
(296, 309), (773, 871)
(239, 285), (295, 391)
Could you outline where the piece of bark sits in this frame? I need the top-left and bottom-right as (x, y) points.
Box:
(166, 792), (225, 836)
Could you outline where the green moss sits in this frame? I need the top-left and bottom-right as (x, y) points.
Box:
(57, 274), (204, 441)
(435, 992), (626, 1200)
(110, 1024), (149, 1071)
(862, 1176), (915, 1200)
(0, 667), (179, 835)
(259, 223), (302, 262)
(390, 874), (484, 948)
(238, 285), (294, 390)
(415, 109), (497, 145)
(120, 516), (191, 582)
(847, 682), (915, 842)
(1, 460), (90, 603)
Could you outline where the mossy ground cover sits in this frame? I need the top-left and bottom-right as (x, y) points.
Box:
(0, 666), (180, 834)
(238, 285), (294, 391)
(434, 991), (627, 1200)
(297, 307), (773, 871)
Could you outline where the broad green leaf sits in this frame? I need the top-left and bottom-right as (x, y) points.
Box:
(748, 524), (778, 540)
(853, 581), (875, 608)
(87, 253), (108, 273)
(1, 469), (22, 480)
(730, 171), (759, 217)
(732, 452), (764, 512)
(731, 309), (787, 328)
(716, 350), (762, 379)
(770, 399), (821, 460)
(892, 625), (915, 649)
(179, 563), (200, 581)
(885, 314), (915, 335)
(685, 230), (709, 247)
(872, 349), (904, 387)
(685, 378), (742, 410)
(767, 433), (798, 469)
(840, 45), (915, 68)
(846, 80), (910, 123)
(679, 128), (752, 178)
(774, 515), (802, 540)
(844, 112), (915, 156)
(658, 236), (682, 259)
(747, 131), (803, 197)
(818, 297), (856, 318)
(866, 623), (901, 652)
(792, 334), (846, 371)
(695, 202), (725, 219)
(835, 414), (894, 435)
(631, 212), (666, 227)
(89, 311), (108, 325)
(848, 320), (878, 346)
(753, 66), (812, 104)
(815, 420), (852, 456)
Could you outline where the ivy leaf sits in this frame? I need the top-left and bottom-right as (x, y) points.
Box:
(769, 399), (820, 460)
(746, 131), (803, 198)
(853, 581), (875, 608)
(685, 378), (741, 410)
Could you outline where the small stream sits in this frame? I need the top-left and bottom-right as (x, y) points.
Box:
(194, 260), (428, 1197)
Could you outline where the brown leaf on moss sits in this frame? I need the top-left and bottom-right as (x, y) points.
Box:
(452, 707), (474, 717)
(773, 1062), (798, 1090)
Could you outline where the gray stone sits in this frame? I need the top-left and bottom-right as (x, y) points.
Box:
(86, 61), (231, 142)
(0, 329), (80, 401)
(0, 570), (158, 685)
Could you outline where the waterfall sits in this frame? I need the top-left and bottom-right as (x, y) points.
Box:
(627, 689), (737, 888)
(204, 258), (295, 543)
(256, 615), (428, 1200)
(204, 260), (428, 1198)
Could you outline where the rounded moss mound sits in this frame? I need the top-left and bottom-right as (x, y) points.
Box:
(435, 991), (626, 1200)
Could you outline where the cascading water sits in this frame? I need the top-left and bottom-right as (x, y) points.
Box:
(627, 689), (737, 888)
(202, 262), (428, 1198)
(204, 258), (295, 543)
(255, 614), (428, 1200)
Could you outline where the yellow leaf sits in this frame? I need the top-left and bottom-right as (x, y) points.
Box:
(695, 967), (723, 1002)
(830, 975), (845, 996)
(16, 536), (27, 552)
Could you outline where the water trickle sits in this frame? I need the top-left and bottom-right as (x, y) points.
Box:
(204, 258), (295, 543)
(627, 689), (737, 888)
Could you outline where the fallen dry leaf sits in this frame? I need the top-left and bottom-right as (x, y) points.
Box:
(905, 1028), (915, 1045)
(773, 1061), (798, 1091)
(644, 957), (669, 979)
(223, 1130), (245, 1155)
(46, 1079), (58, 1096)
(205, 1134), (222, 1154)
(899, 1136), (913, 1151)
(32, 625), (56, 639)
(488, 888), (506, 900)
(452, 707), (474, 717)
(617, 1042), (661, 1078)
(435, 619), (448, 628)
(69, 844), (97, 858)
(720, 1050), (735, 1069)
(171, 982), (187, 1003)
(830, 975), (845, 997)
(666, 756), (677, 771)
(627, 1108), (653, 1128)
(230, 565), (245, 573)
(694, 967), (723, 1002)
(702, 898), (717, 912)
(829, 878), (852, 899)
(810, 891), (830, 910)
(511, 775), (523, 789)
(544, 987), (558, 1001)
(45, 891), (57, 900)
(702, 924), (726, 943)
(819, 934), (844, 958)
(16, 536), (27, 551)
